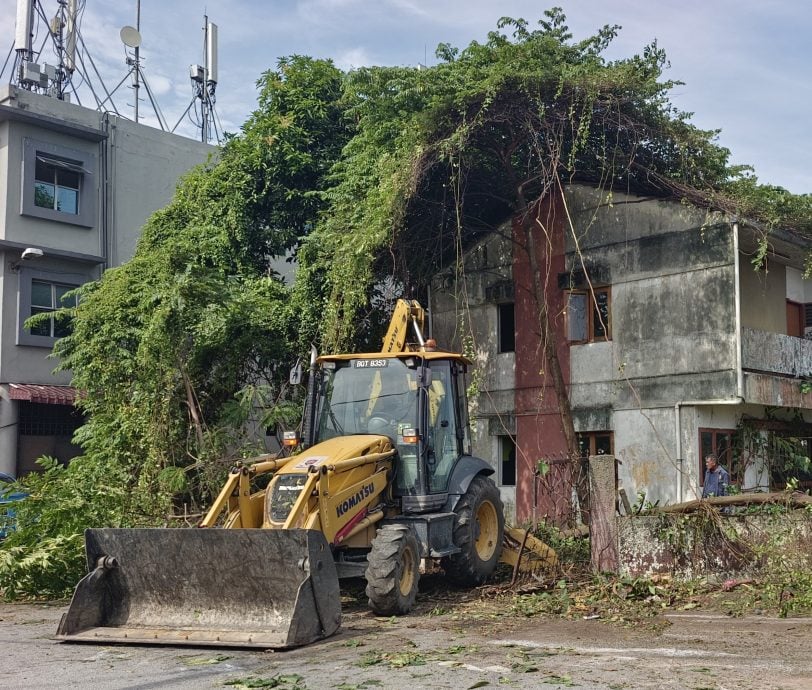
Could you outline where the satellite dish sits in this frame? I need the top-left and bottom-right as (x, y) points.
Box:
(120, 25), (142, 48)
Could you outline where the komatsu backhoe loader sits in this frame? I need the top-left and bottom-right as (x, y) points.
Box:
(57, 300), (555, 649)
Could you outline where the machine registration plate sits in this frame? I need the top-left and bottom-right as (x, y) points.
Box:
(353, 359), (388, 368)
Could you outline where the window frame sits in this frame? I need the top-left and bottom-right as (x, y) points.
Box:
(566, 286), (611, 343)
(21, 138), (96, 228)
(17, 268), (86, 348)
(577, 431), (614, 459)
(698, 427), (737, 486)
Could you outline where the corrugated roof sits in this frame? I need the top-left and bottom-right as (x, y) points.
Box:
(7, 384), (77, 405)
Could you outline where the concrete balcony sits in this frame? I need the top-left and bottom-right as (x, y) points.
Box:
(742, 328), (812, 409)
(741, 328), (812, 378)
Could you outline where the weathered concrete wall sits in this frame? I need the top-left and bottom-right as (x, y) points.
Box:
(613, 407), (678, 504)
(740, 258), (786, 334)
(618, 511), (812, 579)
(742, 328), (812, 379)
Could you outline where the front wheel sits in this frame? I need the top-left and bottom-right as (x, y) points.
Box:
(365, 524), (420, 615)
(442, 475), (504, 586)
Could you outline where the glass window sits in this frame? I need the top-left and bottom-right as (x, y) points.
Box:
(593, 290), (610, 339)
(567, 292), (587, 342)
(315, 359), (417, 443)
(427, 361), (460, 492)
(567, 287), (611, 342)
(22, 139), (95, 227)
(27, 280), (77, 339)
(33, 157), (81, 214)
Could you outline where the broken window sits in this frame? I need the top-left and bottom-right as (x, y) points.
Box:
(577, 431), (613, 458)
(566, 287), (611, 343)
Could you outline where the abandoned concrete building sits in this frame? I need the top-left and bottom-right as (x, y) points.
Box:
(430, 184), (812, 523)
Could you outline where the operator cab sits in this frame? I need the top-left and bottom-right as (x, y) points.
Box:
(312, 353), (472, 498)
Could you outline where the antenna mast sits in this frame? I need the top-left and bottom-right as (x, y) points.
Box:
(184, 15), (219, 143)
(197, 14), (217, 144)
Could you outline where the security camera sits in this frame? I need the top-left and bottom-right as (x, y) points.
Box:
(21, 247), (44, 261)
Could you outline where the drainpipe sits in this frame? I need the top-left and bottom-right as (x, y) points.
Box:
(99, 112), (111, 271)
(674, 223), (744, 501)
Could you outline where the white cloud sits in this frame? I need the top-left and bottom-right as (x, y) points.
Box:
(334, 47), (373, 71)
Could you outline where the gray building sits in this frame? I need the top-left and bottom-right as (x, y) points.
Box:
(431, 185), (812, 522)
(0, 85), (213, 477)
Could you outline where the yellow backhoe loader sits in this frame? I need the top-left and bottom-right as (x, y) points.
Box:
(57, 300), (555, 649)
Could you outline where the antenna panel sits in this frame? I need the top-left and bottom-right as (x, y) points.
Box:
(15, 0), (34, 54)
(206, 22), (218, 84)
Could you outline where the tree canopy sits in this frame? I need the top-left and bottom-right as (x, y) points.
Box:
(2, 10), (810, 598)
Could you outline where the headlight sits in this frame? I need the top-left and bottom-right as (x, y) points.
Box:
(267, 474), (308, 523)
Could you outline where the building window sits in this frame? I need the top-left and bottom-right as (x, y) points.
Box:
(578, 431), (613, 458)
(497, 302), (515, 353)
(34, 155), (82, 214)
(17, 268), (86, 347)
(499, 435), (516, 486)
(566, 287), (611, 343)
(699, 428), (737, 485)
(29, 280), (76, 338)
(21, 138), (96, 228)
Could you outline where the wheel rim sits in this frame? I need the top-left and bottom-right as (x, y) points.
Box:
(474, 499), (499, 561)
(399, 543), (417, 596)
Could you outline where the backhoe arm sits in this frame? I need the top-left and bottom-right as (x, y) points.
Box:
(381, 299), (426, 353)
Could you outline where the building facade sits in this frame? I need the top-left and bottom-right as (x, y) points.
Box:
(0, 85), (213, 477)
(431, 185), (812, 523)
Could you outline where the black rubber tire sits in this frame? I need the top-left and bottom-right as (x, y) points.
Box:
(443, 474), (505, 586)
(365, 524), (420, 615)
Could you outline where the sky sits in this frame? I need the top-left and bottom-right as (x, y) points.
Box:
(2, 0), (811, 193)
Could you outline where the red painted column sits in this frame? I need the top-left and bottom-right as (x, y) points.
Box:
(511, 194), (572, 525)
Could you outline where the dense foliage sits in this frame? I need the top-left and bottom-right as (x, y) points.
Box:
(2, 11), (809, 598)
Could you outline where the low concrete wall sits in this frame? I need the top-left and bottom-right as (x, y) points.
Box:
(617, 511), (812, 579)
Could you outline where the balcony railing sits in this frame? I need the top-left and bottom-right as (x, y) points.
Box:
(741, 328), (812, 377)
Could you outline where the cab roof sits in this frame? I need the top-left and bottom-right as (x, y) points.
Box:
(318, 350), (472, 365)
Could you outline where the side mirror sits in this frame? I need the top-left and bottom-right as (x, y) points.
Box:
(289, 359), (303, 386)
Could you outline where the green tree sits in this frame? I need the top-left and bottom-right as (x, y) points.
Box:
(0, 56), (348, 598)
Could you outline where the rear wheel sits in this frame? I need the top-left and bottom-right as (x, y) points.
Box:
(443, 475), (504, 586)
(365, 524), (420, 615)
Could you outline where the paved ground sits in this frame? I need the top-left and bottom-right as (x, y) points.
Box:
(1, 594), (811, 689)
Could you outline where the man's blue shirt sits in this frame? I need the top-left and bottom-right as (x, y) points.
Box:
(702, 466), (730, 498)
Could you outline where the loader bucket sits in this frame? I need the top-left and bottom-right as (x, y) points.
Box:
(56, 528), (341, 649)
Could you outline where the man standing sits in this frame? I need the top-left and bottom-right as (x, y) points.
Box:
(702, 454), (730, 498)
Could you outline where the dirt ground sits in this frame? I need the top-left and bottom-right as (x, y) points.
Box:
(1, 580), (811, 690)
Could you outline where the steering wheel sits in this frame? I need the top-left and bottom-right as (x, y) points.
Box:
(367, 416), (393, 435)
